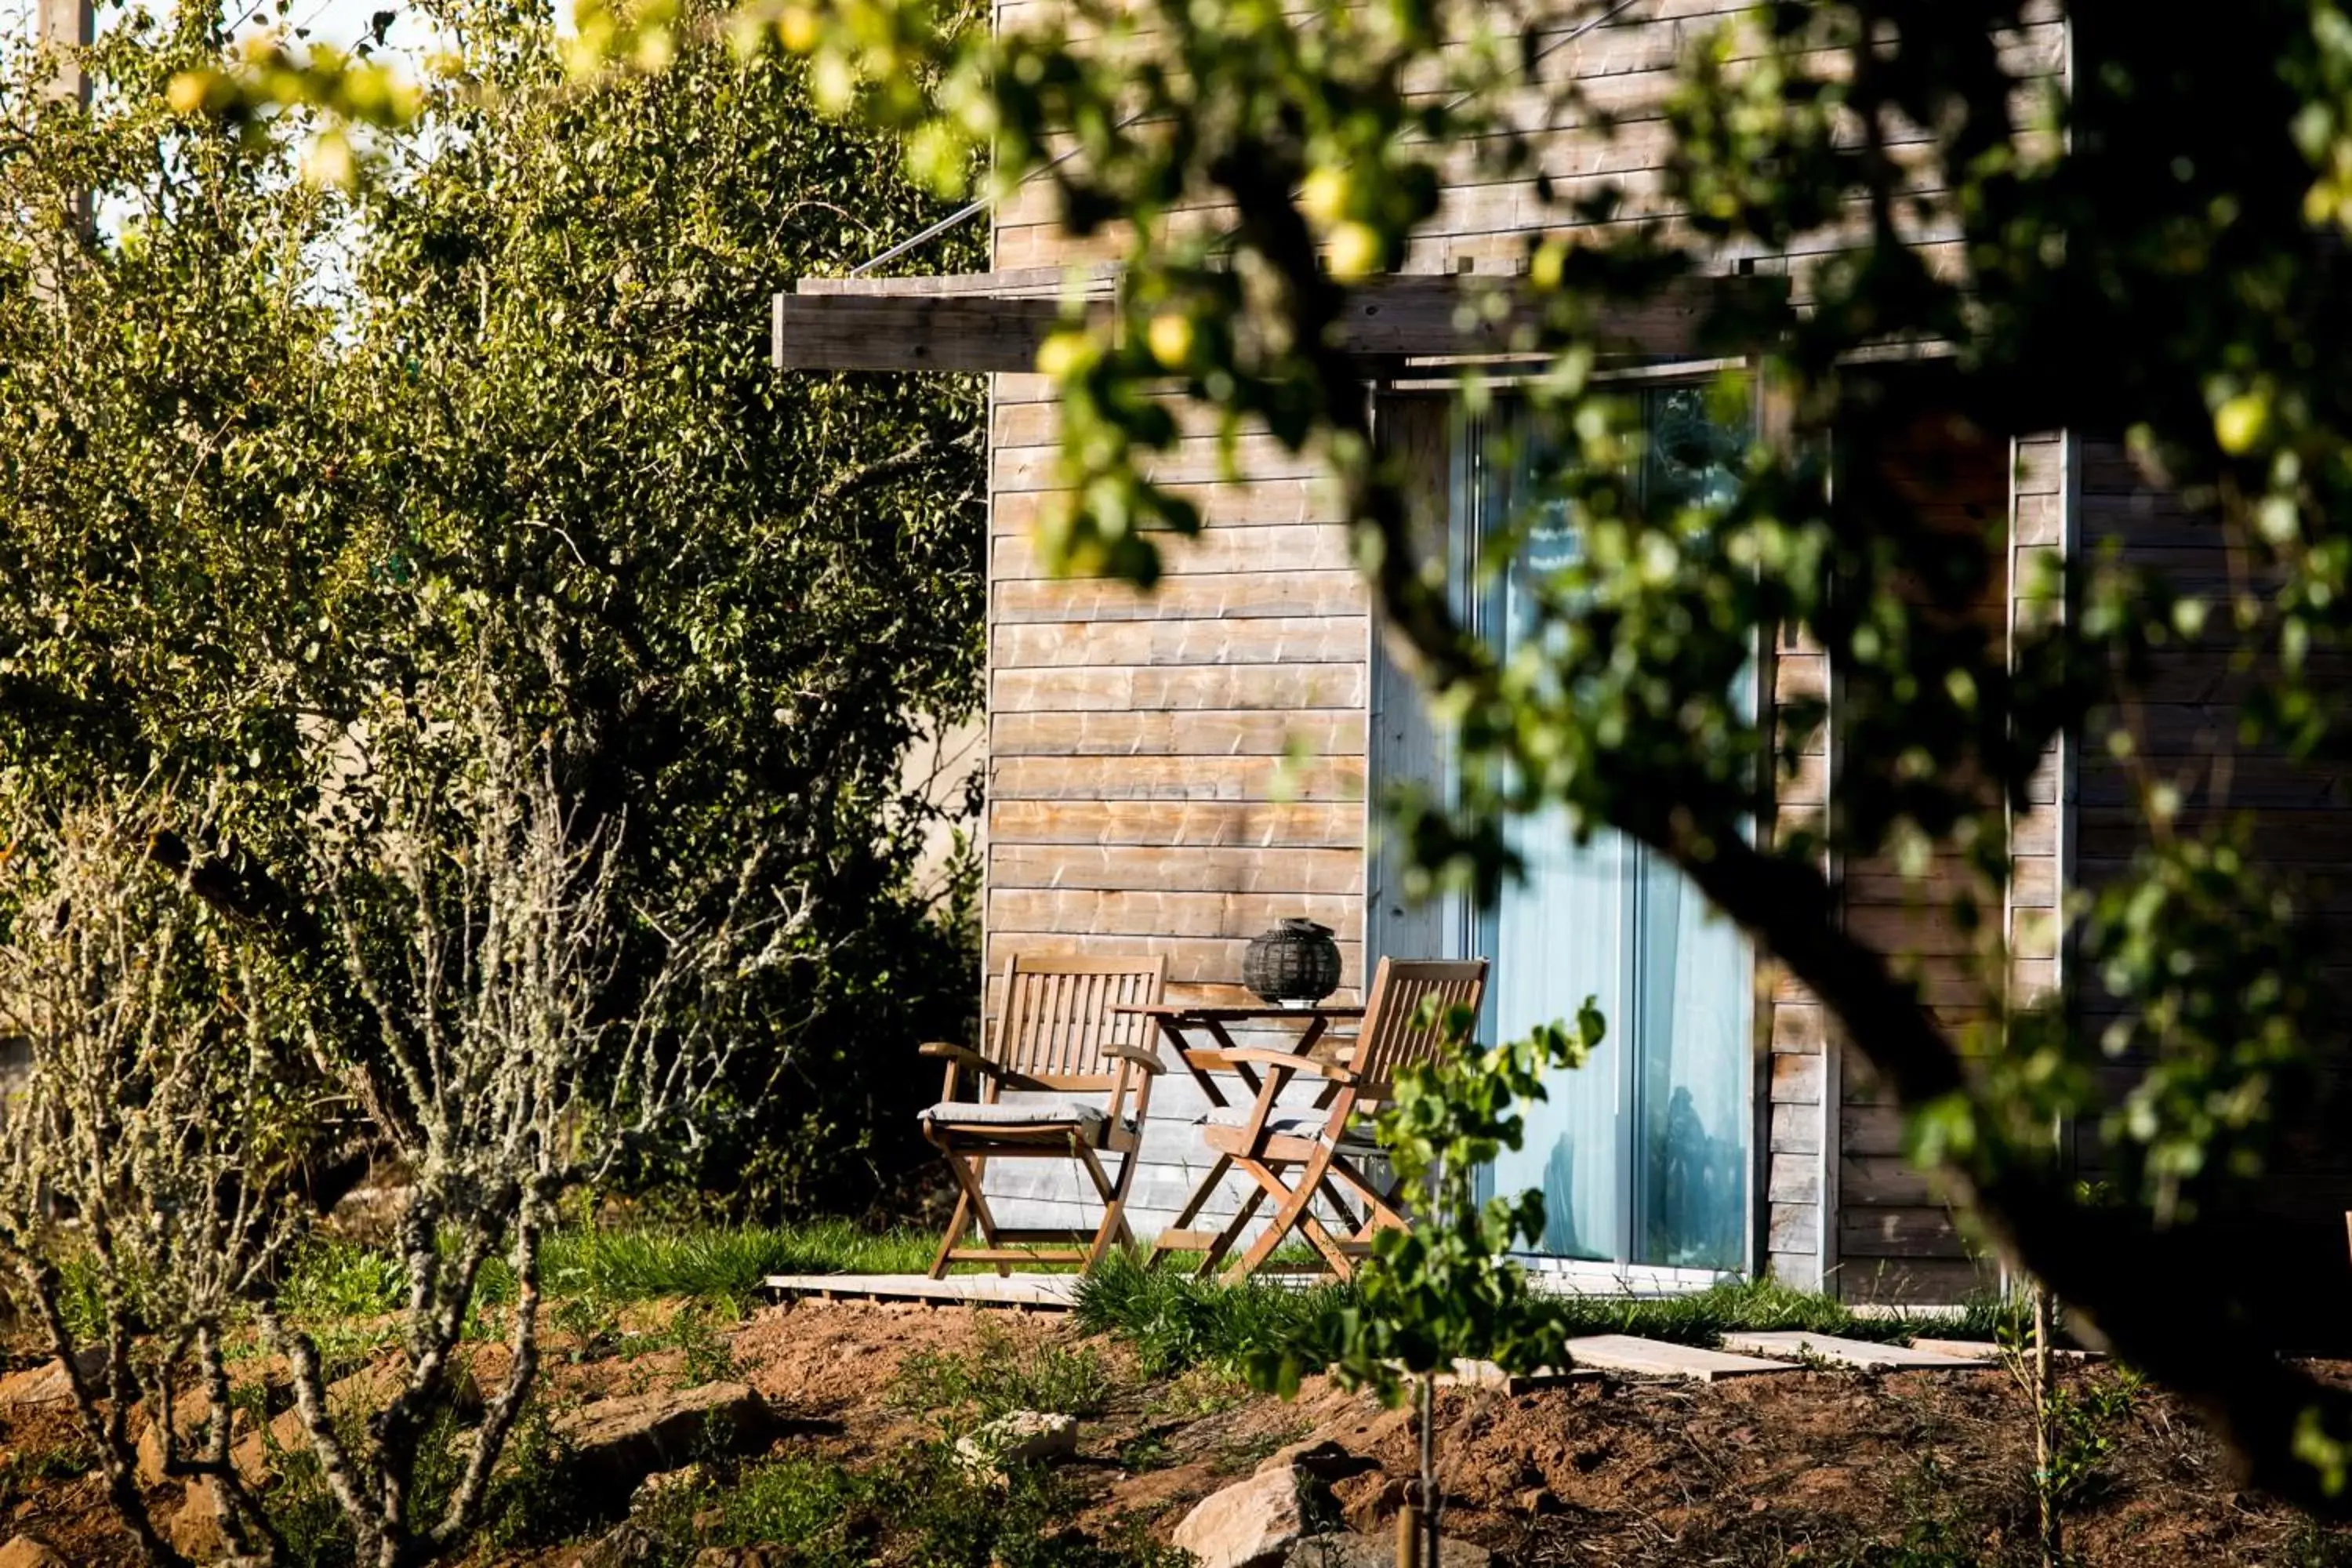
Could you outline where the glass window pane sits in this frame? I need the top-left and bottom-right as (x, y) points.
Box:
(1462, 388), (1754, 1274)
(1633, 853), (1751, 1269)
(1486, 817), (1628, 1262)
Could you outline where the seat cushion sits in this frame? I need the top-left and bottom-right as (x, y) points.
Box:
(920, 1098), (1109, 1134)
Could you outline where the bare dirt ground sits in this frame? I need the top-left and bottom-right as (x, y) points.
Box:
(4, 1299), (2349, 1566)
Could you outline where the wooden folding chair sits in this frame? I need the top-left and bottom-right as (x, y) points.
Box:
(917, 954), (1168, 1278)
(1176, 958), (1488, 1283)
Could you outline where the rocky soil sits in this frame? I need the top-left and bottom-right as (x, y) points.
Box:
(0, 1298), (2345, 1566)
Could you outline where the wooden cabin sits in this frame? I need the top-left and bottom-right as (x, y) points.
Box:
(777, 0), (2352, 1310)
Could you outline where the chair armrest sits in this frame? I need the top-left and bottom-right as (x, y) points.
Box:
(1102, 1043), (1167, 1074)
(919, 1041), (999, 1076)
(1222, 1047), (1358, 1082)
(1180, 1047), (1237, 1073)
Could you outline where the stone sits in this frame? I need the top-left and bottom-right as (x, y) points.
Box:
(135, 1394), (255, 1490)
(0, 1349), (102, 1410)
(140, 1357), (446, 1491)
(1283, 1534), (1492, 1568)
(1256, 1439), (1375, 1483)
(953, 1410), (1078, 1473)
(325, 1182), (417, 1246)
(166, 1481), (230, 1562)
(570, 1522), (663, 1568)
(228, 1406), (314, 1490)
(631, 1463), (704, 1511)
(692, 1550), (788, 1567)
(1171, 1468), (1315, 1568)
(0, 1538), (69, 1568)
(554, 1382), (770, 1493)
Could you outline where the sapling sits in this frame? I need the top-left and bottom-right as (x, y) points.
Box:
(0, 685), (788, 1568)
(1254, 996), (1603, 1568)
(287, 683), (791, 1566)
(0, 790), (321, 1567)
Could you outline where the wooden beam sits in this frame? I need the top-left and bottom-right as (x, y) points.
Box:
(771, 272), (1784, 374)
(773, 292), (1076, 372)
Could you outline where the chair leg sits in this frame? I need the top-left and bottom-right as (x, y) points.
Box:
(1194, 1182), (1267, 1279)
(938, 1144), (1014, 1278)
(1147, 1152), (1232, 1271)
(1076, 1141), (1134, 1276)
(928, 1188), (973, 1280)
(1328, 1154), (1414, 1235)
(1224, 1147), (1338, 1283)
(1315, 1171), (1367, 1237)
(1290, 1207), (1356, 1279)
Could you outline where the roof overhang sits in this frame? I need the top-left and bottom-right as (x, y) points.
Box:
(770, 268), (1784, 375)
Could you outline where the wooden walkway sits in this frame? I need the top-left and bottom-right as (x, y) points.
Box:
(764, 1272), (1081, 1308)
(760, 1274), (2014, 1381)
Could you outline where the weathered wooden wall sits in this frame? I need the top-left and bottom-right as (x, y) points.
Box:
(2074, 438), (2352, 1340)
(983, 368), (1372, 1236)
(1760, 405), (2025, 1304)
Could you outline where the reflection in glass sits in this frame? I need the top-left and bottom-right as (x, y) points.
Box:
(1475, 384), (1754, 1273)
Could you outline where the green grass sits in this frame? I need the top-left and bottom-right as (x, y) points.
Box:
(533, 1219), (935, 1301)
(1074, 1252), (1993, 1377)
(271, 1220), (942, 1327)
(1544, 1277), (1920, 1346)
(891, 1319), (1116, 1423)
(1073, 1250), (1354, 1377)
(281, 1239), (408, 1320)
(652, 1441), (1187, 1568)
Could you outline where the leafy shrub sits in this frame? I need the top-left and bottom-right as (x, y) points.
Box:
(279, 1241), (408, 1322)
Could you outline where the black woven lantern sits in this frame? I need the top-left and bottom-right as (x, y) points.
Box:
(1242, 918), (1342, 1007)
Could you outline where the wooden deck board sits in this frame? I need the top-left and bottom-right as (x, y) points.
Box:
(1562, 1334), (1798, 1382)
(763, 1272), (1081, 1308)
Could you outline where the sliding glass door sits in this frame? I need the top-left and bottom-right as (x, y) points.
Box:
(1467, 386), (1755, 1275)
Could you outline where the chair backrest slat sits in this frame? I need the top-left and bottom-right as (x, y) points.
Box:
(991, 953), (1168, 1084)
(1348, 957), (1490, 1102)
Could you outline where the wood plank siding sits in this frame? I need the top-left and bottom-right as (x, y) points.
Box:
(982, 369), (1370, 1236)
(2073, 439), (2352, 1338)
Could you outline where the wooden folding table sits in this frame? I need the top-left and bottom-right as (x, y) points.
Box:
(1112, 1001), (1365, 1274)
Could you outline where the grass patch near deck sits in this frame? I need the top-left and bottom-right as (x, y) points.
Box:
(1073, 1252), (1352, 1377)
(267, 1220), (942, 1324)
(535, 1219), (936, 1301)
(1545, 1277), (1922, 1346)
(1075, 1253), (1994, 1377)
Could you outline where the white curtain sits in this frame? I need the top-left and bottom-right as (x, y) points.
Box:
(1472, 388), (1754, 1272)
(1635, 856), (1750, 1269)
(1486, 809), (1626, 1262)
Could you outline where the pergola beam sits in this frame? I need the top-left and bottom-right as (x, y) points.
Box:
(771, 271), (1784, 374)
